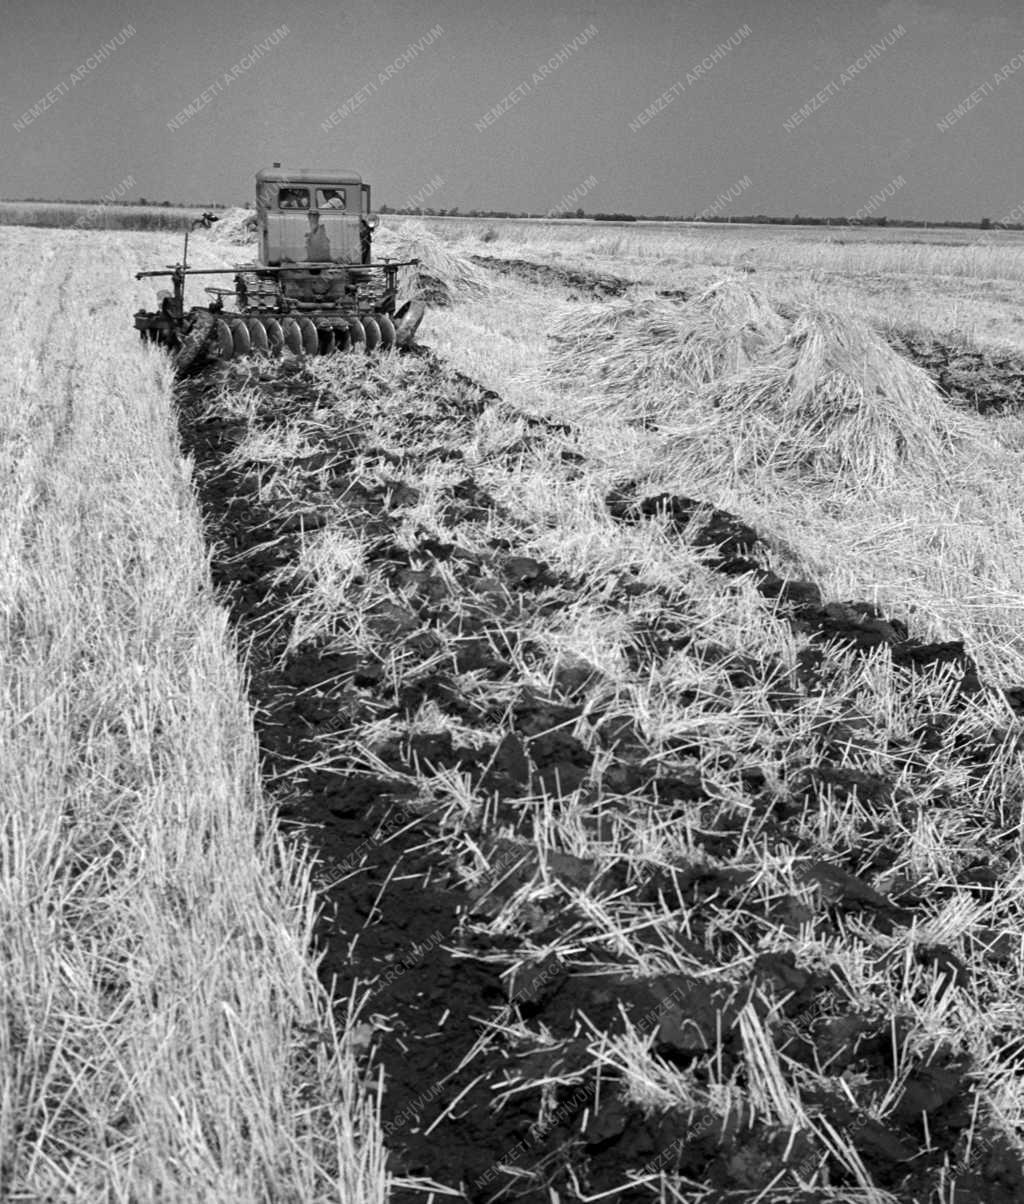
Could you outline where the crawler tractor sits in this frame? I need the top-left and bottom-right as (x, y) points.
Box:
(134, 166), (425, 372)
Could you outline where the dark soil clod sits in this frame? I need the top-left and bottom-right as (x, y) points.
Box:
(886, 326), (1024, 413)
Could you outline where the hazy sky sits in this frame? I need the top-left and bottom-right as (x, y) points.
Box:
(2, 0), (1023, 220)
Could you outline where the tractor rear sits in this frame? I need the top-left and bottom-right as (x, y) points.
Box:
(134, 166), (425, 373)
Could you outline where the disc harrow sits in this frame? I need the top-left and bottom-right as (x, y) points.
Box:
(133, 169), (427, 375)
(159, 301), (425, 372)
(173, 303), (417, 367)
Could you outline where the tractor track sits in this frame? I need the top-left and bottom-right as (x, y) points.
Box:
(177, 346), (1024, 1203)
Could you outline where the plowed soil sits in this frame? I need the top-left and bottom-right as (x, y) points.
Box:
(470, 254), (636, 297)
(884, 328), (1024, 413)
(177, 350), (1024, 1202)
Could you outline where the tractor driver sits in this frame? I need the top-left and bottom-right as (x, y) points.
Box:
(321, 189), (346, 209)
(279, 187), (309, 210)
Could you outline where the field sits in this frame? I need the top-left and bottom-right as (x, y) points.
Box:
(3, 209), (1024, 1202)
(0, 225), (383, 1202)
(0, 199), (223, 232)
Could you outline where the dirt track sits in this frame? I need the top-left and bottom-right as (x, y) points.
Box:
(177, 349), (1024, 1202)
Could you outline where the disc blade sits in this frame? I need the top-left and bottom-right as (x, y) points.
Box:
(395, 300), (425, 349)
(316, 322), (336, 354)
(362, 315), (381, 352)
(263, 318), (284, 355)
(332, 323), (352, 353)
(230, 318), (252, 357)
(347, 316), (366, 353)
(281, 317), (302, 355)
(246, 318), (269, 354)
(376, 313), (396, 350)
(299, 317), (319, 355)
(215, 319), (235, 359)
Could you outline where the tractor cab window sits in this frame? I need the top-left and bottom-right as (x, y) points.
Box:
(278, 187), (310, 210)
(317, 188), (347, 210)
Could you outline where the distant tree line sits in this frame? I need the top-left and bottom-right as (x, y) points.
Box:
(377, 203), (1024, 231)
(6, 196), (1023, 232)
(3, 196), (227, 208)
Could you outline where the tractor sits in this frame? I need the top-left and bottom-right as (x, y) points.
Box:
(134, 165), (425, 373)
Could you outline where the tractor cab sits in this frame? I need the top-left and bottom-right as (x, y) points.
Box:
(255, 167), (375, 266)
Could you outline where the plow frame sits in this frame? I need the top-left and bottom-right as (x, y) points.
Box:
(134, 260), (420, 325)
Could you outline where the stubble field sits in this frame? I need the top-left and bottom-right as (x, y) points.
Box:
(3, 212), (1024, 1202)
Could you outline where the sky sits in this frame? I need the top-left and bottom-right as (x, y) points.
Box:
(2, 0), (1023, 221)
